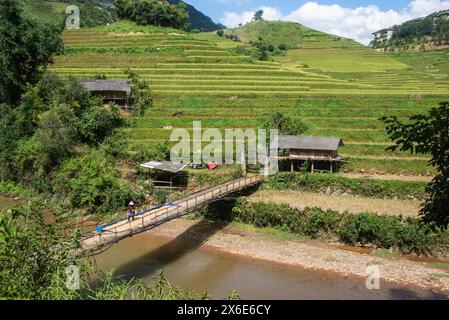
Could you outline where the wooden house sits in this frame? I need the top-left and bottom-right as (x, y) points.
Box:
(274, 135), (344, 173)
(80, 80), (131, 106)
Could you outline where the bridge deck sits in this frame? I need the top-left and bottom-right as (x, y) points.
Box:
(81, 176), (261, 254)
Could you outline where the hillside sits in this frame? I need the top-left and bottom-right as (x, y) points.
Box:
(372, 9), (449, 51)
(23, 0), (224, 31)
(23, 0), (115, 27)
(49, 20), (449, 176)
(167, 0), (225, 31)
(223, 20), (361, 49)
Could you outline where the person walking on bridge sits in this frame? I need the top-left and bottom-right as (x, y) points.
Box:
(127, 201), (135, 222)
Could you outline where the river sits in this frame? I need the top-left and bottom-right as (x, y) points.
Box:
(95, 231), (446, 300)
(0, 195), (446, 300)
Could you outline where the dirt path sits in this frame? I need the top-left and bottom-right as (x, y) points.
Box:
(248, 190), (421, 217)
(150, 219), (449, 296)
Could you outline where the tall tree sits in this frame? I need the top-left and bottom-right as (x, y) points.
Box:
(0, 0), (63, 105)
(381, 102), (449, 227)
(253, 9), (264, 21)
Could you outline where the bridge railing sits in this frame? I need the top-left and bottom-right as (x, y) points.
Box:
(87, 176), (261, 247)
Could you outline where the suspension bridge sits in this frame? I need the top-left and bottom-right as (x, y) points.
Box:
(79, 176), (262, 255)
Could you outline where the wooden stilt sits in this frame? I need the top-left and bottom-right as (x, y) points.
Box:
(330, 161), (333, 173)
(291, 161), (294, 172)
(311, 161), (314, 173)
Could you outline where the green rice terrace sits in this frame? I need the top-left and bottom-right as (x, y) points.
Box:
(50, 21), (449, 176)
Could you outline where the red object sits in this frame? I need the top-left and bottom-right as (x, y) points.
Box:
(208, 162), (218, 170)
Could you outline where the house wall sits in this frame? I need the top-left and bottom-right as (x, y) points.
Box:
(91, 90), (128, 100)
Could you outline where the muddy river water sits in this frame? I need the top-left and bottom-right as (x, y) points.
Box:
(94, 231), (447, 300)
(0, 196), (446, 300)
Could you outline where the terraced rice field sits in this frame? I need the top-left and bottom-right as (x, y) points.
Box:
(51, 22), (449, 176)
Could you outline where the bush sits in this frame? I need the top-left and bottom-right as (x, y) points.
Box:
(132, 141), (170, 163)
(304, 209), (341, 239)
(54, 150), (143, 214)
(397, 218), (437, 255)
(339, 213), (401, 248)
(221, 200), (445, 255)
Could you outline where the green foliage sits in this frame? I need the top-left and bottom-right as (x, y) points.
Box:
(0, 0), (63, 105)
(339, 213), (401, 248)
(304, 209), (341, 238)
(374, 12), (449, 49)
(1, 73), (124, 193)
(0, 204), (210, 299)
(0, 204), (80, 299)
(114, 0), (189, 30)
(125, 68), (153, 116)
(253, 10), (264, 21)
(132, 141), (171, 162)
(216, 29), (224, 37)
(76, 102), (123, 146)
(228, 200), (446, 255)
(397, 218), (438, 255)
(268, 173), (427, 200)
(54, 149), (143, 214)
(261, 111), (308, 136)
(381, 101), (449, 227)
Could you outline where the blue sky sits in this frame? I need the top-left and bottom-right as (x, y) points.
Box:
(185, 0), (449, 44)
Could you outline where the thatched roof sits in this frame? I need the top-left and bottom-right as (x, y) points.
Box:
(80, 80), (131, 93)
(274, 136), (344, 151)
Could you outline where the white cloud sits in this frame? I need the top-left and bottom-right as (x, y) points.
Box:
(220, 0), (449, 45)
(221, 6), (282, 27)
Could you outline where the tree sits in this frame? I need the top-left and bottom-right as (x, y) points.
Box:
(125, 68), (153, 116)
(253, 9), (264, 21)
(113, 0), (189, 30)
(0, 0), (63, 105)
(262, 112), (308, 136)
(216, 29), (224, 37)
(381, 102), (449, 227)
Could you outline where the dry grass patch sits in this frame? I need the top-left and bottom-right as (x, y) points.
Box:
(249, 190), (420, 217)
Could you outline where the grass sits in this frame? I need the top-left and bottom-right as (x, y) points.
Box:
(48, 20), (449, 175)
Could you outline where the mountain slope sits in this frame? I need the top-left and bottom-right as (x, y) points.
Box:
(49, 21), (449, 175)
(372, 9), (449, 51)
(167, 0), (225, 31)
(224, 20), (362, 49)
(23, 0), (223, 31)
(23, 0), (115, 27)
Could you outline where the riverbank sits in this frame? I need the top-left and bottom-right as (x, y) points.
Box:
(148, 218), (449, 296)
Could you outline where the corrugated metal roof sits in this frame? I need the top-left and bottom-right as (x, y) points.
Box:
(80, 80), (131, 93)
(140, 161), (187, 173)
(273, 135), (343, 151)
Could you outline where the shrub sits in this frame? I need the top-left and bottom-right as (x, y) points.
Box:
(54, 150), (143, 214)
(304, 209), (341, 239)
(132, 141), (170, 163)
(224, 200), (444, 255)
(397, 218), (437, 255)
(339, 213), (401, 248)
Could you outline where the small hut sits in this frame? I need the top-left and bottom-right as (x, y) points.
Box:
(140, 161), (188, 189)
(274, 135), (344, 173)
(80, 80), (131, 106)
